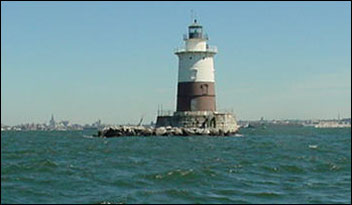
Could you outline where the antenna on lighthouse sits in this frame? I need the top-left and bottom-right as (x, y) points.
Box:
(191, 9), (198, 24)
(190, 9), (194, 23)
(194, 11), (198, 23)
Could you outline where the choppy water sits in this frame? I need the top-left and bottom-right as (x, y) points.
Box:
(1, 126), (351, 204)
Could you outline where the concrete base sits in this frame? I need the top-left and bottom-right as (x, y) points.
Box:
(156, 111), (239, 133)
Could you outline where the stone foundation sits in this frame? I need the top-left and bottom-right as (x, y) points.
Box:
(156, 111), (239, 133)
(96, 111), (239, 138)
(97, 126), (238, 138)
(97, 111), (239, 137)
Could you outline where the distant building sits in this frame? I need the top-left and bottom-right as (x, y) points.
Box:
(61, 121), (70, 127)
(92, 119), (101, 127)
(49, 114), (56, 128)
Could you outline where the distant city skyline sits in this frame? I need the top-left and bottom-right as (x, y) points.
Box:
(1, 1), (351, 126)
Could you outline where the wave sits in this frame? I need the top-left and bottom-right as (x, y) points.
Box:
(83, 135), (94, 139)
(309, 144), (318, 149)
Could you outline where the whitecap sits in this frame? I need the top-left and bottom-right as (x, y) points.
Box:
(309, 145), (318, 149)
(83, 135), (93, 139)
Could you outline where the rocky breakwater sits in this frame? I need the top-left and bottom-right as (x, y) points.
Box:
(96, 126), (238, 138)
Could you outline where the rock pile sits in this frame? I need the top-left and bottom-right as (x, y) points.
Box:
(96, 126), (238, 138)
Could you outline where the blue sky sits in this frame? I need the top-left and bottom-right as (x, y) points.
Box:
(1, 1), (351, 125)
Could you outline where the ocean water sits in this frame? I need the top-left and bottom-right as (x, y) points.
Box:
(1, 126), (351, 204)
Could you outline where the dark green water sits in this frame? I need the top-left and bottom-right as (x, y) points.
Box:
(1, 127), (351, 204)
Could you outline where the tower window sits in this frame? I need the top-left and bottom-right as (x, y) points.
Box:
(200, 84), (209, 95)
(191, 69), (197, 80)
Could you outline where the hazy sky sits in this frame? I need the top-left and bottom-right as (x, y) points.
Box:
(1, 1), (351, 125)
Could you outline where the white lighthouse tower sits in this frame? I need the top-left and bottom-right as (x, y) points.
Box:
(175, 19), (217, 112)
(155, 18), (238, 134)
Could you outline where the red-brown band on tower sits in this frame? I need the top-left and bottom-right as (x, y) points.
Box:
(176, 82), (216, 111)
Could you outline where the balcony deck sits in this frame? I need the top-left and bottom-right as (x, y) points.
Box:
(174, 45), (218, 54)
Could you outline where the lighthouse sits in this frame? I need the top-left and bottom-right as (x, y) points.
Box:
(155, 18), (238, 134)
(175, 19), (217, 112)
